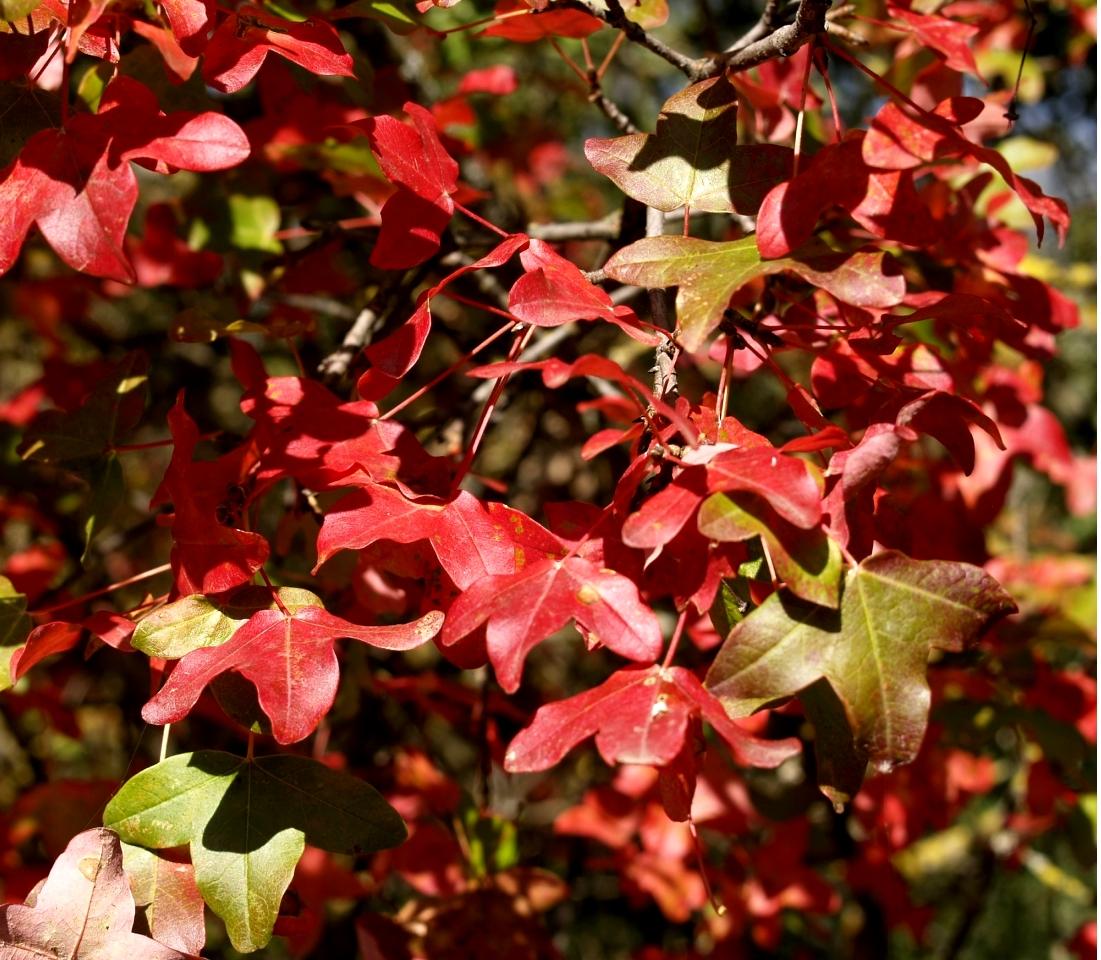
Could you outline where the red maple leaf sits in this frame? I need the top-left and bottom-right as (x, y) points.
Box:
(862, 95), (1069, 244)
(441, 508), (663, 692)
(231, 340), (452, 494)
(154, 394), (269, 596)
(5, 621), (84, 685)
(756, 133), (938, 258)
(202, 5), (355, 93)
(359, 104), (460, 269)
(483, 0), (603, 41)
(887, 3), (981, 78)
(508, 239), (619, 327)
(315, 484), (514, 589)
(0, 76), (249, 281)
(142, 599), (443, 743)
(504, 665), (801, 770)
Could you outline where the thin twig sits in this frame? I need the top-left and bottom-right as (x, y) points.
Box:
(727, 0), (790, 53)
(555, 0), (709, 79)
(528, 213), (622, 242)
(588, 86), (640, 134)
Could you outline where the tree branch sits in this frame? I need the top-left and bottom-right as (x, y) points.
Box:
(317, 305), (385, 384)
(645, 205), (678, 401)
(528, 213), (622, 242)
(720, 0), (833, 72)
(555, 0), (833, 79)
(588, 85), (639, 134)
(727, 0), (791, 53)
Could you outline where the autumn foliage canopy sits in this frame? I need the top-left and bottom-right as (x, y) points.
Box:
(0, 0), (1095, 956)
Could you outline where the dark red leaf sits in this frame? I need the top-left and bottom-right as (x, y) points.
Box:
(862, 96), (1069, 244)
(154, 394), (269, 595)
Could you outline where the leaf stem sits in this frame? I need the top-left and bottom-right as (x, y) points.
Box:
(549, 36), (589, 84)
(822, 38), (928, 116)
(791, 40), (815, 177)
(380, 317), (517, 421)
(453, 201), (509, 238)
(434, 8), (529, 36)
(451, 325), (535, 491)
(260, 568), (290, 616)
(441, 289), (521, 324)
(689, 818), (726, 916)
(31, 563), (173, 617)
(661, 607), (690, 669)
(597, 31), (626, 80)
(815, 47), (844, 140)
(159, 723), (171, 762)
(716, 334), (735, 422)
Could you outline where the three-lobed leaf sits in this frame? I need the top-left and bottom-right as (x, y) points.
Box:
(604, 235), (905, 352)
(141, 588), (442, 743)
(104, 752), (406, 953)
(705, 551), (1016, 790)
(442, 553), (663, 693)
(505, 665), (800, 772)
(0, 828), (190, 959)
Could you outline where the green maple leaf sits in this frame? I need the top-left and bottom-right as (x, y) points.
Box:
(705, 551), (1015, 803)
(603, 235), (905, 352)
(104, 751), (406, 953)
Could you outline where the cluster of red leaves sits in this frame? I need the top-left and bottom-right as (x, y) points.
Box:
(0, 0), (1094, 957)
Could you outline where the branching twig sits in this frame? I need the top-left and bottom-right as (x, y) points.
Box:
(555, 0), (708, 79)
(720, 0), (834, 72)
(317, 267), (431, 386)
(555, 0), (832, 79)
(727, 0), (790, 53)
